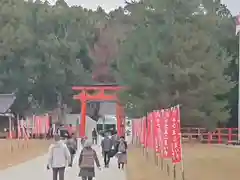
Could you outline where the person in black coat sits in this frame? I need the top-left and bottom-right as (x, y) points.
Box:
(92, 128), (98, 144)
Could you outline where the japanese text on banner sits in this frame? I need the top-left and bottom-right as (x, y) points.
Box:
(171, 106), (182, 163)
(162, 109), (172, 158)
(153, 111), (161, 153)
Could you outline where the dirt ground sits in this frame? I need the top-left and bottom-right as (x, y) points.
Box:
(0, 139), (51, 170)
(126, 144), (240, 180)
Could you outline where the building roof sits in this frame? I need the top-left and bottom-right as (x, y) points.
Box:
(74, 83), (120, 87)
(0, 93), (16, 114)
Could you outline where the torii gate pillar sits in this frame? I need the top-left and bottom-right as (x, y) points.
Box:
(116, 102), (125, 137)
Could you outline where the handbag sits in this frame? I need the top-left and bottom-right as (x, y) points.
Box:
(109, 149), (117, 158)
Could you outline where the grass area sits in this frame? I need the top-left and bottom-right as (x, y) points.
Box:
(0, 139), (51, 170)
(126, 146), (168, 180)
(126, 144), (240, 180)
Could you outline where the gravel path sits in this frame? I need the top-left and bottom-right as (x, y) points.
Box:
(0, 143), (127, 180)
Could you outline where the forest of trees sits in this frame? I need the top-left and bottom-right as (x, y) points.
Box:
(0, 0), (238, 129)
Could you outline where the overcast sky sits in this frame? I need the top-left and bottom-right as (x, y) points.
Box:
(222, 0), (238, 15)
(47, 0), (239, 15)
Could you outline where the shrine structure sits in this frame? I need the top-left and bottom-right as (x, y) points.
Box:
(72, 84), (125, 138)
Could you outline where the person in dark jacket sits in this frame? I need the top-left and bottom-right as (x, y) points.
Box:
(72, 133), (78, 148)
(47, 126), (54, 139)
(101, 133), (113, 168)
(65, 135), (77, 167)
(92, 128), (97, 145)
(78, 141), (101, 180)
(111, 131), (118, 148)
(57, 125), (70, 138)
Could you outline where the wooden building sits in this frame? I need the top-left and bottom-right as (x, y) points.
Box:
(0, 94), (16, 138)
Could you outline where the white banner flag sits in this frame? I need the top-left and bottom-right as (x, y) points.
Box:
(236, 14), (240, 35)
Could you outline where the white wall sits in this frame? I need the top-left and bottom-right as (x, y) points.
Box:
(66, 114), (97, 139)
(85, 116), (97, 140)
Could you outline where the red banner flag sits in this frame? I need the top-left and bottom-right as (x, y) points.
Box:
(144, 117), (148, 147)
(131, 105), (183, 163)
(132, 120), (136, 138)
(140, 117), (145, 145)
(149, 112), (155, 149)
(137, 119), (141, 139)
(133, 119), (140, 141)
(135, 120), (140, 138)
(17, 117), (21, 139)
(171, 106), (182, 163)
(153, 110), (162, 153)
(162, 108), (173, 158)
(8, 117), (12, 139)
(146, 113), (151, 148)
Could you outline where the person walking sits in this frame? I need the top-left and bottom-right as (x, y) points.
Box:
(111, 131), (118, 149)
(92, 128), (97, 145)
(47, 135), (71, 180)
(65, 135), (77, 167)
(67, 124), (74, 135)
(101, 133), (113, 168)
(78, 141), (101, 180)
(57, 124), (70, 138)
(47, 125), (54, 139)
(81, 136), (87, 147)
(72, 133), (78, 149)
(115, 136), (128, 170)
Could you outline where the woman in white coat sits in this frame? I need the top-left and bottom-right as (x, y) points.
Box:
(47, 135), (71, 180)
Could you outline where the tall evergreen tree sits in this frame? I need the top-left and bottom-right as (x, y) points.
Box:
(117, 0), (234, 129)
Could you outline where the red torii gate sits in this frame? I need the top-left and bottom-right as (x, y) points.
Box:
(72, 85), (125, 138)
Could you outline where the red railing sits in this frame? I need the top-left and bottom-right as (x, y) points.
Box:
(181, 127), (239, 144)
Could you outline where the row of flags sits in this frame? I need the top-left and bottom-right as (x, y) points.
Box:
(132, 105), (182, 164)
(8, 115), (50, 139)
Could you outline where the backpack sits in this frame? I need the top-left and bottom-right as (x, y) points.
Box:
(118, 141), (126, 153)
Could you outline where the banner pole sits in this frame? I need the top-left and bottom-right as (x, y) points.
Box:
(180, 141), (185, 180)
(238, 27), (240, 143)
(178, 105), (185, 180)
(9, 115), (13, 152)
(160, 156), (163, 170)
(173, 164), (176, 180)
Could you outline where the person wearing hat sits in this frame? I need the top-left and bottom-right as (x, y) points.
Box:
(78, 141), (101, 180)
(47, 135), (71, 180)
